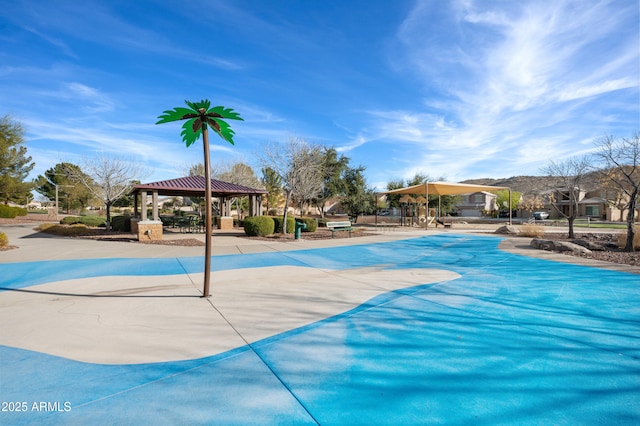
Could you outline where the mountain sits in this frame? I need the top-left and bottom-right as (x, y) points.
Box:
(461, 173), (601, 194)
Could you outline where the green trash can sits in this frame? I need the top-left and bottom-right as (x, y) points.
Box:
(294, 221), (307, 239)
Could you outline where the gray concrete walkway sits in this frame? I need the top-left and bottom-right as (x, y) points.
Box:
(2, 220), (637, 275)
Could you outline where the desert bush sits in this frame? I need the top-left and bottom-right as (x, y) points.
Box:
(0, 204), (27, 218)
(36, 223), (57, 231)
(617, 232), (640, 250)
(39, 223), (94, 236)
(243, 216), (275, 237)
(111, 215), (131, 232)
(519, 224), (545, 238)
(0, 232), (8, 247)
(60, 215), (107, 227)
(295, 217), (317, 232)
(271, 216), (295, 234)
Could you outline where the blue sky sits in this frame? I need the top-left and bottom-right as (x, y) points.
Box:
(1, 0), (638, 191)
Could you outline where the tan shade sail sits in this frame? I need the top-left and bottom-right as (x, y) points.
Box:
(383, 181), (509, 196)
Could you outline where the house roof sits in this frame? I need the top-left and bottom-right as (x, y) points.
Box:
(579, 197), (608, 204)
(131, 176), (268, 198)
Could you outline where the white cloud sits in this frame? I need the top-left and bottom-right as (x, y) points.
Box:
(336, 134), (368, 153)
(557, 78), (638, 102)
(65, 83), (114, 113)
(362, 0), (639, 183)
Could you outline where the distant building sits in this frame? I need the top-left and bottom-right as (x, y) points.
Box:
(455, 192), (498, 217)
(538, 187), (634, 221)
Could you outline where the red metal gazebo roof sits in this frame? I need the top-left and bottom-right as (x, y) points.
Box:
(131, 176), (268, 197)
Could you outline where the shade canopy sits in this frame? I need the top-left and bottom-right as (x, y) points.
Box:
(383, 181), (509, 196)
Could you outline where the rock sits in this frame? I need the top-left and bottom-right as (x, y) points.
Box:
(495, 225), (519, 235)
(530, 238), (555, 251)
(570, 239), (606, 251)
(530, 238), (592, 255)
(553, 241), (592, 255)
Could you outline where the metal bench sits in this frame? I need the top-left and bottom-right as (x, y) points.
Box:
(436, 218), (452, 228)
(326, 221), (353, 238)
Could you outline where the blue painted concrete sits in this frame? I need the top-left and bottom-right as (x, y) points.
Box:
(1, 234), (639, 424)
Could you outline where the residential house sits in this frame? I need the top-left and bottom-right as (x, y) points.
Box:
(535, 186), (629, 221)
(455, 192), (498, 217)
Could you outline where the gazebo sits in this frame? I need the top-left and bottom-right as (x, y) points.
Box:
(129, 176), (268, 240)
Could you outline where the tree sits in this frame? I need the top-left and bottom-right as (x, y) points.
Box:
(260, 137), (323, 235)
(186, 162), (206, 177)
(340, 165), (376, 222)
(157, 99), (242, 298)
(385, 179), (406, 208)
(217, 162), (262, 219)
(112, 180), (140, 208)
(518, 194), (546, 214)
(594, 133), (640, 252)
(261, 167), (283, 214)
(34, 163), (95, 212)
(291, 147), (324, 215)
(495, 189), (521, 214)
(65, 155), (142, 231)
(313, 148), (349, 218)
(0, 115), (35, 204)
(542, 155), (592, 239)
(216, 162), (261, 187)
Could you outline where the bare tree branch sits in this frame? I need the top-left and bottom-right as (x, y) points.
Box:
(594, 132), (640, 251)
(542, 155), (593, 238)
(260, 137), (323, 234)
(65, 154), (145, 231)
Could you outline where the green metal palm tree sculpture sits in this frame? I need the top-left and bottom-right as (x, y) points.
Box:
(157, 99), (243, 297)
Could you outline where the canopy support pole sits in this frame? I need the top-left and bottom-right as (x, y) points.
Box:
(425, 182), (429, 230)
(509, 188), (513, 225)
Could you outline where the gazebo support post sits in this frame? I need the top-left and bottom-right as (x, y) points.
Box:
(152, 191), (159, 221)
(425, 183), (429, 230)
(509, 188), (513, 225)
(141, 191), (147, 220)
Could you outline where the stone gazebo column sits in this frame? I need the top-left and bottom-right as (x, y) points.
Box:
(132, 190), (163, 241)
(216, 196), (234, 230)
(249, 195), (263, 216)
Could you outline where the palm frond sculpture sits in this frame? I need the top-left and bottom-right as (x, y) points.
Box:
(157, 99), (243, 297)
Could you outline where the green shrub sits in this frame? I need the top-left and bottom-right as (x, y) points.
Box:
(0, 232), (8, 248)
(295, 217), (317, 232)
(0, 204), (27, 218)
(60, 215), (107, 227)
(271, 216), (295, 234)
(111, 215), (131, 232)
(243, 216), (275, 237)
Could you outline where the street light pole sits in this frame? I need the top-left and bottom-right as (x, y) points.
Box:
(54, 184), (74, 221)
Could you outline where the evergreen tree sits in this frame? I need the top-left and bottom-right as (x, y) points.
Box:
(0, 115), (34, 204)
(261, 167), (283, 214)
(34, 163), (95, 212)
(313, 147), (349, 217)
(341, 166), (376, 222)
